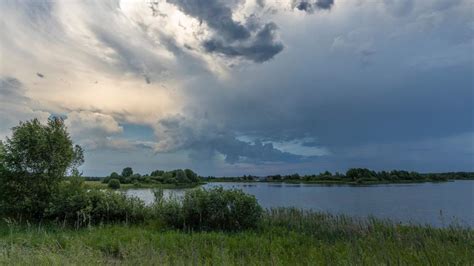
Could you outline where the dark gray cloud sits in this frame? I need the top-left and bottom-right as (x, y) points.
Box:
(293, 0), (334, 13)
(203, 22), (283, 63)
(196, 64), (473, 148)
(164, 0), (284, 62)
(155, 115), (304, 164)
(167, 0), (249, 41)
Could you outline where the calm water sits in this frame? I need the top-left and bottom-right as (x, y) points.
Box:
(125, 180), (474, 227)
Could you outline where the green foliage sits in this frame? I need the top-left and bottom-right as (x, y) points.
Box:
(121, 167), (133, 178)
(110, 172), (120, 179)
(108, 179), (121, 190)
(175, 169), (190, 183)
(105, 168), (202, 185)
(1, 209), (472, 265)
(184, 169), (199, 182)
(0, 141), (6, 178)
(155, 187), (263, 231)
(150, 169), (164, 176)
(346, 168), (376, 181)
(0, 118), (84, 220)
(45, 180), (147, 227)
(257, 168), (474, 184)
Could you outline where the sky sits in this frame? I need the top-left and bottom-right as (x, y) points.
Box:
(0, 0), (473, 176)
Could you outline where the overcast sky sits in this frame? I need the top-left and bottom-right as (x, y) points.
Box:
(1, 0), (473, 176)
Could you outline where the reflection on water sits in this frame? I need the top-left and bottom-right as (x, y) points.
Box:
(125, 180), (474, 227)
(124, 188), (186, 204)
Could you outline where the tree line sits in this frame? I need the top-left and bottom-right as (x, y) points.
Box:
(265, 168), (473, 183)
(203, 168), (474, 183)
(102, 167), (201, 187)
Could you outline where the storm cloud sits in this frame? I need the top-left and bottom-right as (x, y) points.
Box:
(293, 0), (334, 13)
(162, 0), (285, 62)
(1, 0), (472, 176)
(154, 115), (304, 164)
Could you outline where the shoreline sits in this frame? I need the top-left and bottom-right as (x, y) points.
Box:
(204, 178), (474, 186)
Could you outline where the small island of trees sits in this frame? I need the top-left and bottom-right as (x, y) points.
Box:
(98, 167), (201, 189)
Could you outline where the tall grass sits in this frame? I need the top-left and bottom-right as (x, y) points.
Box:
(1, 209), (473, 265)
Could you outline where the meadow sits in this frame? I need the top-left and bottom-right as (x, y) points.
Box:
(1, 208), (472, 265)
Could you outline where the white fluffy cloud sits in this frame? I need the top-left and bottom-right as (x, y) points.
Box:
(65, 110), (155, 151)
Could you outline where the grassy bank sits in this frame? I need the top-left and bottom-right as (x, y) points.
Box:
(83, 180), (203, 190)
(1, 209), (472, 265)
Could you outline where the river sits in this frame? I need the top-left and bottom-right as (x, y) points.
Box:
(125, 180), (474, 227)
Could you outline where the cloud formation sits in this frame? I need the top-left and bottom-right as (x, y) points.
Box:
(153, 0), (285, 62)
(154, 115), (304, 163)
(1, 0), (472, 176)
(292, 0), (334, 13)
(0, 77), (51, 138)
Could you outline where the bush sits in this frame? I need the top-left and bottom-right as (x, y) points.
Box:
(155, 187), (263, 231)
(46, 178), (148, 227)
(108, 179), (121, 189)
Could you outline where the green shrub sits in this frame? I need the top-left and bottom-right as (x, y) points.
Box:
(46, 179), (148, 227)
(108, 179), (121, 189)
(155, 187), (263, 231)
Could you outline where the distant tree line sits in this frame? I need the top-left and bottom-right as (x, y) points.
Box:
(203, 168), (474, 184)
(203, 175), (259, 182)
(267, 168), (474, 183)
(102, 167), (201, 185)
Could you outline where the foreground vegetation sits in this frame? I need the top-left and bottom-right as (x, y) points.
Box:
(1, 209), (473, 265)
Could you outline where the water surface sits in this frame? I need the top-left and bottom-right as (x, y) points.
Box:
(125, 180), (474, 227)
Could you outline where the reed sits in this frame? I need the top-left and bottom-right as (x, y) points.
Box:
(1, 208), (472, 265)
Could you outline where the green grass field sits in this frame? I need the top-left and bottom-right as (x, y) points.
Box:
(1, 209), (472, 265)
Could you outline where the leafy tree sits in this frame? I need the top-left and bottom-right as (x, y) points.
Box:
(176, 169), (190, 183)
(122, 167), (133, 177)
(322, 171), (332, 177)
(0, 141), (6, 173)
(290, 173), (300, 180)
(150, 169), (164, 176)
(0, 118), (84, 219)
(184, 169), (200, 182)
(110, 172), (120, 179)
(108, 178), (121, 189)
(346, 168), (375, 181)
